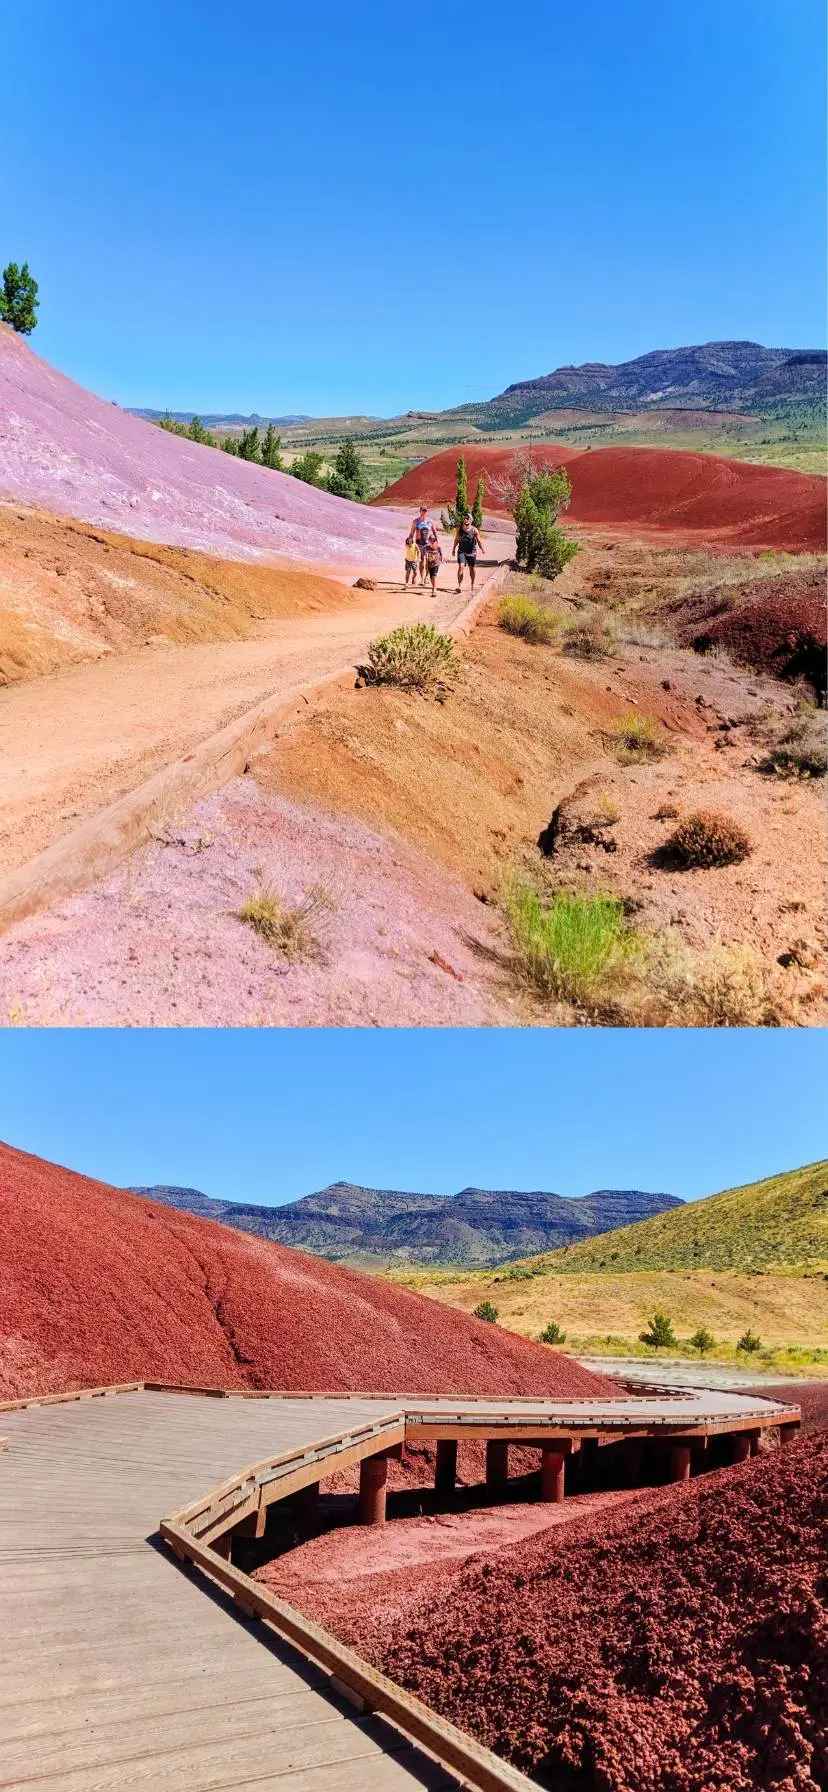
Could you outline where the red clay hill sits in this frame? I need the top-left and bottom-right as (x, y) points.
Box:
(0, 1141), (617, 1403)
(376, 444), (826, 552)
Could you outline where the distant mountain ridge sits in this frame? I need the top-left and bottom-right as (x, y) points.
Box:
(127, 1180), (682, 1268)
(127, 343), (825, 438)
(466, 342), (827, 430)
(129, 409), (311, 426)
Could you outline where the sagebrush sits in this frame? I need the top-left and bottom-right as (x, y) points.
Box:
(365, 623), (462, 693)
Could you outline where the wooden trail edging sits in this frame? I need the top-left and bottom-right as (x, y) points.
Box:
(0, 556), (513, 934)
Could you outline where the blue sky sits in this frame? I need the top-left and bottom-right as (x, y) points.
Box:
(0, 1031), (824, 1207)
(2, 0), (825, 414)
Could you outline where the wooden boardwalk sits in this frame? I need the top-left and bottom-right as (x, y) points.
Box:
(0, 1393), (466, 1792)
(1, 1384), (798, 1790)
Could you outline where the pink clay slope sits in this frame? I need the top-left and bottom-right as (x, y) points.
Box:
(0, 326), (405, 570)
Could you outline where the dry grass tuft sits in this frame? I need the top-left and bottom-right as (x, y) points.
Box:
(237, 881), (333, 959)
(608, 712), (673, 763)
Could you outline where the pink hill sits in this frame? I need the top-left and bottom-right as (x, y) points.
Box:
(0, 327), (404, 571)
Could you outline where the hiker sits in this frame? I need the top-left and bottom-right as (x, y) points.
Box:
(404, 534), (419, 586)
(453, 513), (484, 591)
(408, 504), (436, 582)
(425, 534), (443, 594)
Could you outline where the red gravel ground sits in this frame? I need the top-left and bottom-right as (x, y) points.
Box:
(377, 445), (827, 552)
(355, 1437), (828, 1792)
(0, 1140), (618, 1402)
(669, 568), (827, 697)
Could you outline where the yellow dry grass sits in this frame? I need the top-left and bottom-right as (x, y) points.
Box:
(398, 1267), (828, 1351)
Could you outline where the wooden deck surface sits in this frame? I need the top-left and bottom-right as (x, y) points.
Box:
(0, 1393), (459, 1792)
(1, 1385), (796, 1790)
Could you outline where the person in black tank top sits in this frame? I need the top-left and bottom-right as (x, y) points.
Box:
(453, 513), (484, 592)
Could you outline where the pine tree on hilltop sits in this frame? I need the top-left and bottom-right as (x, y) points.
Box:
(0, 261), (39, 334)
(261, 423), (283, 470)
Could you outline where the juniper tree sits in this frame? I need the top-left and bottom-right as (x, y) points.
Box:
(472, 476), (485, 530)
(327, 436), (368, 501)
(0, 261), (38, 334)
(261, 423), (283, 470)
(237, 426), (261, 462)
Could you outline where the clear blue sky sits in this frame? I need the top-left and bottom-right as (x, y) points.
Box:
(0, 1031), (824, 1207)
(2, 0), (825, 414)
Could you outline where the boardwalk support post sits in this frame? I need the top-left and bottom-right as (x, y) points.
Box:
(485, 1440), (509, 1496)
(669, 1444), (692, 1484)
(779, 1422), (800, 1445)
(540, 1441), (571, 1503)
(359, 1453), (388, 1526)
(435, 1439), (458, 1497)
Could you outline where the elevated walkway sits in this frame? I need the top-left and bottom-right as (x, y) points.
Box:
(0, 1381), (799, 1791)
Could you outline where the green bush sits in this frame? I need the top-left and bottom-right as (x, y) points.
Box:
(737, 1328), (763, 1353)
(473, 1301), (498, 1324)
(289, 449), (327, 487)
(540, 1320), (567, 1345)
(639, 1310), (678, 1349)
(514, 469), (578, 579)
(0, 260), (38, 334)
(365, 622), (462, 693)
(663, 809), (752, 869)
(498, 595), (560, 644)
(504, 883), (638, 1007)
(608, 713), (672, 763)
(689, 1327), (716, 1354)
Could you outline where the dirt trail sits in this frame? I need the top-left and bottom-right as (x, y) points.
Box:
(0, 541), (509, 874)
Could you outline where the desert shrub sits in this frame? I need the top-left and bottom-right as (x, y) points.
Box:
(237, 882), (331, 960)
(365, 623), (462, 693)
(639, 1311), (677, 1349)
(662, 809), (752, 868)
(504, 882), (638, 1008)
(473, 1301), (498, 1324)
(760, 711), (827, 779)
(689, 1327), (716, 1354)
(540, 1320), (567, 1345)
(643, 933), (787, 1028)
(737, 1328), (763, 1353)
(564, 620), (613, 658)
(653, 802), (679, 821)
(608, 713), (672, 763)
(498, 595), (561, 644)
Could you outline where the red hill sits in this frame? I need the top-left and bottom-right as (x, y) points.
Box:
(0, 1141), (616, 1402)
(376, 443), (826, 552)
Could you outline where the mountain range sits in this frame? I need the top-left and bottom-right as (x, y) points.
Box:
(127, 343), (826, 435)
(127, 1181), (682, 1268)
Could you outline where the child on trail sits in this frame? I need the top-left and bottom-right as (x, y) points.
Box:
(408, 504), (437, 582)
(425, 537), (443, 594)
(453, 514), (484, 592)
(404, 536), (419, 586)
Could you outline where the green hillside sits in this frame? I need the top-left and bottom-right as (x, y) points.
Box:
(504, 1161), (828, 1277)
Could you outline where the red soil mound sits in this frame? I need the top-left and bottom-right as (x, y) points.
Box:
(371, 1437), (828, 1791)
(0, 1141), (617, 1402)
(669, 568), (827, 696)
(377, 444), (827, 552)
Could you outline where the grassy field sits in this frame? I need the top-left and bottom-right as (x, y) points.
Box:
(391, 1266), (828, 1376)
(390, 1162), (828, 1375)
